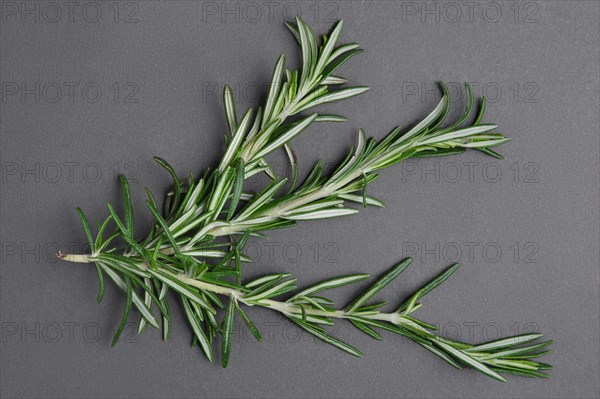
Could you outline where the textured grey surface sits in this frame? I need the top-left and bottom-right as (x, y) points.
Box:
(1, 1), (599, 398)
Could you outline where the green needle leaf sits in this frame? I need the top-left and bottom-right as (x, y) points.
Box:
(397, 263), (460, 313)
(350, 320), (383, 341)
(95, 264), (105, 303)
(223, 84), (237, 135)
(106, 204), (145, 256)
(227, 158), (245, 221)
(99, 264), (159, 329)
(466, 333), (544, 352)
(75, 208), (95, 254)
(148, 269), (215, 313)
(221, 299), (236, 368)
(419, 342), (463, 369)
(254, 113), (318, 159)
(289, 274), (369, 301)
(94, 215), (113, 251)
(234, 301), (262, 342)
(436, 341), (506, 382)
(264, 54), (286, 125)
(345, 258), (413, 313)
(153, 157), (181, 214)
(474, 96), (487, 125)
(291, 318), (363, 358)
(294, 87), (370, 113)
(119, 175), (134, 240)
(112, 276), (133, 347)
(182, 297), (213, 362)
(146, 200), (181, 256)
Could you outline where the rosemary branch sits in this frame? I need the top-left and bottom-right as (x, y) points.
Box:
(58, 17), (551, 380)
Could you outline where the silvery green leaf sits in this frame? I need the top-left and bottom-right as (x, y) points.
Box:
(321, 76), (347, 85)
(182, 297), (213, 362)
(294, 87), (369, 113)
(291, 318), (363, 358)
(245, 273), (291, 289)
(466, 334), (544, 352)
(99, 264), (159, 329)
(245, 107), (263, 141)
(148, 269), (215, 313)
(284, 143), (299, 193)
(235, 178), (287, 221)
(339, 194), (384, 207)
(243, 279), (297, 302)
(327, 43), (361, 64)
(314, 114), (347, 122)
(158, 282), (168, 301)
(314, 20), (344, 74)
(263, 54), (286, 126)
(419, 342), (463, 369)
(220, 108), (254, 171)
(172, 212), (214, 239)
(233, 216), (274, 226)
(169, 205), (197, 232)
(300, 18), (318, 78)
(289, 274), (369, 301)
(257, 158), (277, 179)
(183, 250), (250, 262)
(392, 95), (448, 146)
(418, 124), (498, 146)
(207, 167), (234, 213)
(269, 81), (288, 120)
(282, 208), (358, 220)
(297, 17), (313, 86)
(291, 296), (327, 312)
(478, 340), (553, 360)
(284, 198), (344, 215)
(329, 129), (366, 182)
(223, 84), (237, 135)
(137, 277), (154, 334)
(435, 341), (506, 382)
(459, 137), (511, 148)
(253, 114), (318, 159)
(183, 178), (204, 213)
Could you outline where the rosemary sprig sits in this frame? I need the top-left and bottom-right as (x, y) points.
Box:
(58, 18), (551, 380)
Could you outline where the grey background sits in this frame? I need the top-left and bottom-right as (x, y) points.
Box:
(1, 1), (598, 398)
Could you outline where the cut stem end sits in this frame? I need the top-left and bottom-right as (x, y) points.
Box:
(56, 251), (92, 264)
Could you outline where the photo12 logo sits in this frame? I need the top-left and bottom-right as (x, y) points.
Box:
(243, 240), (340, 265)
(201, 81), (272, 105)
(0, 1), (140, 24)
(1, 161), (139, 185)
(399, 1), (541, 24)
(1, 82), (140, 104)
(400, 160), (541, 184)
(200, 1), (340, 23)
(402, 241), (540, 264)
(400, 82), (540, 104)
(1, 321), (139, 344)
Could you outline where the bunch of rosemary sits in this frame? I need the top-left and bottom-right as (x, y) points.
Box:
(59, 18), (551, 381)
